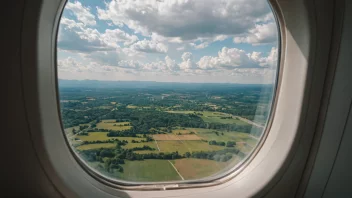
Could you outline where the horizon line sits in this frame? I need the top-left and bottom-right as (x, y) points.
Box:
(58, 79), (274, 85)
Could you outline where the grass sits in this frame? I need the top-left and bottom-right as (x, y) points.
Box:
(76, 132), (111, 141)
(76, 143), (116, 150)
(153, 134), (200, 141)
(194, 128), (256, 142)
(88, 160), (182, 182)
(127, 105), (138, 109)
(96, 120), (132, 131)
(172, 128), (194, 135)
(122, 141), (158, 150)
(75, 132), (147, 142)
(166, 110), (250, 125)
(95, 106), (113, 109)
(157, 140), (223, 154)
(171, 158), (229, 180)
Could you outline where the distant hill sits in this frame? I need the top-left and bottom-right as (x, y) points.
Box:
(58, 79), (272, 89)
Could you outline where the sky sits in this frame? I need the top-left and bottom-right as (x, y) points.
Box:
(57, 0), (279, 84)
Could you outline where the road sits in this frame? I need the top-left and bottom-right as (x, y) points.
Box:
(168, 160), (184, 180)
(234, 116), (264, 128)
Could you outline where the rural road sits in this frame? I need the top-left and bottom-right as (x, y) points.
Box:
(235, 116), (264, 128)
(154, 140), (161, 151)
(168, 160), (184, 180)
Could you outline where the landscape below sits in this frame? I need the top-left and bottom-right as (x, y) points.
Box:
(60, 80), (273, 182)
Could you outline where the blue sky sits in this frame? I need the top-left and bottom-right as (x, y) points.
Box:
(57, 0), (279, 84)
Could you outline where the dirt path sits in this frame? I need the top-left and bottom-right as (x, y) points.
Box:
(168, 160), (184, 180)
(235, 116), (264, 128)
(154, 140), (161, 151)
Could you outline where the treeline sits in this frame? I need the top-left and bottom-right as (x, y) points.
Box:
(104, 109), (206, 133)
(80, 147), (241, 174)
(185, 148), (240, 162)
(209, 140), (236, 147)
(61, 108), (110, 128)
(81, 139), (128, 146)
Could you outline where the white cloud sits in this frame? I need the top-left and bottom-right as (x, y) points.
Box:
(130, 39), (168, 53)
(197, 47), (259, 70)
(176, 46), (185, 51)
(234, 22), (278, 45)
(179, 52), (197, 70)
(58, 57), (118, 73)
(97, 0), (272, 41)
(58, 17), (114, 52)
(65, 1), (96, 26)
(191, 42), (209, 49)
(102, 29), (139, 46)
(165, 56), (179, 71)
(248, 47), (278, 67)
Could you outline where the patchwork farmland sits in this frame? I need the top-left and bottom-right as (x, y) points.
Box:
(60, 83), (271, 182)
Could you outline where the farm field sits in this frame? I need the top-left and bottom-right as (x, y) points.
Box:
(60, 82), (272, 182)
(76, 143), (116, 150)
(166, 111), (250, 125)
(96, 120), (132, 131)
(90, 160), (182, 182)
(157, 140), (223, 154)
(171, 158), (229, 180)
(122, 141), (158, 150)
(75, 132), (146, 142)
(194, 128), (257, 143)
(153, 134), (200, 141)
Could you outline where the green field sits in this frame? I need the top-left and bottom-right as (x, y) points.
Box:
(89, 160), (182, 182)
(122, 141), (158, 150)
(127, 105), (138, 109)
(157, 140), (223, 154)
(171, 158), (229, 180)
(76, 133), (147, 142)
(76, 132), (112, 141)
(76, 143), (116, 150)
(167, 111), (250, 125)
(96, 120), (132, 131)
(192, 128), (256, 143)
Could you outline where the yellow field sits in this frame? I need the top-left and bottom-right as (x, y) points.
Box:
(153, 134), (200, 141)
(122, 142), (158, 149)
(157, 140), (223, 154)
(76, 132), (111, 141)
(172, 129), (194, 134)
(76, 143), (116, 150)
(96, 120), (132, 131)
(171, 158), (229, 180)
(75, 132), (146, 143)
(127, 105), (138, 109)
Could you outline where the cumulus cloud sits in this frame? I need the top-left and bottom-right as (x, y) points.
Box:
(191, 42), (209, 49)
(248, 47), (278, 67)
(234, 22), (278, 45)
(58, 17), (140, 55)
(102, 29), (139, 46)
(179, 52), (197, 70)
(130, 39), (168, 53)
(197, 47), (259, 70)
(97, 0), (272, 41)
(58, 17), (114, 52)
(58, 57), (119, 73)
(65, 1), (96, 26)
(115, 56), (179, 73)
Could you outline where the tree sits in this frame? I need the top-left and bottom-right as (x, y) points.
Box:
(226, 141), (236, 147)
(185, 152), (191, 158)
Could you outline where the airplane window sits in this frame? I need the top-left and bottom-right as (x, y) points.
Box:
(57, 0), (279, 183)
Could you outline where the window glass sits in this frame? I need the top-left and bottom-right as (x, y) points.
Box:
(57, 0), (279, 182)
